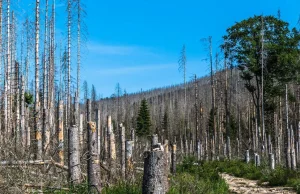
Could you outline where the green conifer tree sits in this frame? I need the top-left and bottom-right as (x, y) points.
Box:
(136, 99), (151, 137)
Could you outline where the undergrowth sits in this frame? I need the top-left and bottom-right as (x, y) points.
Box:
(42, 157), (300, 194)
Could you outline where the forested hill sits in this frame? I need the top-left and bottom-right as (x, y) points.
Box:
(98, 68), (249, 141)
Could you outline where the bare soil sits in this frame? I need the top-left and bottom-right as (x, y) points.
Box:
(221, 173), (296, 194)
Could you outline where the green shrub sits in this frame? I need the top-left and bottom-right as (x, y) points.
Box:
(102, 181), (142, 194)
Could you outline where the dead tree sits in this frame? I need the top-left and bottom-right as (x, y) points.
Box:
(171, 143), (176, 174)
(95, 109), (101, 159)
(120, 123), (125, 179)
(142, 142), (168, 194)
(125, 140), (134, 180)
(286, 84), (291, 169)
(34, 0), (42, 159)
(87, 122), (101, 193)
(58, 100), (64, 165)
(107, 115), (116, 181)
(66, 0), (72, 128)
(79, 113), (83, 147)
(68, 125), (81, 184)
(20, 76), (26, 146)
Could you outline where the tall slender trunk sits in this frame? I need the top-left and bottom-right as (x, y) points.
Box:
(43, 0), (48, 110)
(67, 0), (71, 128)
(286, 84), (291, 168)
(209, 36), (216, 160)
(58, 100), (64, 165)
(5, 0), (11, 139)
(20, 76), (25, 146)
(76, 0), (81, 126)
(35, 0), (42, 159)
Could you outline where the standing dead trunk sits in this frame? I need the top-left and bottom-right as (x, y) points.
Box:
(255, 153), (261, 167)
(79, 113), (83, 147)
(269, 153), (275, 170)
(76, 0), (81, 133)
(58, 100), (64, 165)
(20, 76), (26, 146)
(245, 150), (250, 163)
(291, 127), (297, 170)
(68, 125), (81, 184)
(87, 122), (101, 193)
(171, 143), (176, 174)
(86, 99), (91, 122)
(142, 149), (168, 194)
(107, 115), (116, 181)
(151, 134), (158, 149)
(66, 0), (71, 128)
(34, 0), (42, 160)
(26, 127), (31, 148)
(42, 109), (50, 155)
(120, 123), (125, 179)
(286, 84), (291, 169)
(125, 140), (134, 181)
(163, 139), (170, 191)
(95, 109), (100, 159)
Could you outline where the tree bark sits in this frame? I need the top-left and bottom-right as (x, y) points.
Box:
(58, 100), (64, 165)
(87, 122), (101, 193)
(120, 123), (125, 179)
(125, 140), (134, 180)
(68, 125), (81, 184)
(142, 150), (168, 194)
(20, 76), (26, 147)
(95, 109), (101, 161)
(34, 0), (42, 160)
(171, 143), (176, 174)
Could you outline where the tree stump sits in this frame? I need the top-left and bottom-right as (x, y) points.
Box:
(87, 122), (101, 193)
(142, 150), (167, 194)
(68, 125), (81, 184)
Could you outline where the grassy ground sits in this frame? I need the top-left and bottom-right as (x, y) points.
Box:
(42, 157), (229, 194)
(42, 157), (300, 194)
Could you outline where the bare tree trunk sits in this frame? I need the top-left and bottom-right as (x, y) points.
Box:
(27, 126), (31, 148)
(87, 122), (101, 193)
(120, 123), (125, 179)
(286, 84), (291, 169)
(58, 100), (64, 165)
(0, 0), (2, 144)
(20, 76), (26, 147)
(171, 143), (176, 174)
(142, 149), (168, 194)
(245, 150), (250, 163)
(86, 99), (91, 122)
(95, 109), (100, 159)
(269, 153), (275, 170)
(43, 0), (48, 111)
(108, 115), (116, 181)
(43, 109), (50, 155)
(255, 153), (261, 167)
(151, 134), (158, 149)
(67, 0), (71, 128)
(35, 0), (42, 159)
(68, 125), (81, 184)
(76, 0), (81, 131)
(125, 140), (134, 181)
(79, 113), (83, 147)
(291, 127), (297, 170)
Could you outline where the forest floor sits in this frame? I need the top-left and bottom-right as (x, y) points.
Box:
(221, 173), (296, 194)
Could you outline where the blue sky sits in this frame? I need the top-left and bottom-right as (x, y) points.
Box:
(17, 0), (300, 97)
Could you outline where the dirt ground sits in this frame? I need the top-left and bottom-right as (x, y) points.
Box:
(221, 173), (296, 194)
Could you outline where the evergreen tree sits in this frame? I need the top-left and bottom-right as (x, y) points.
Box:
(136, 99), (151, 137)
